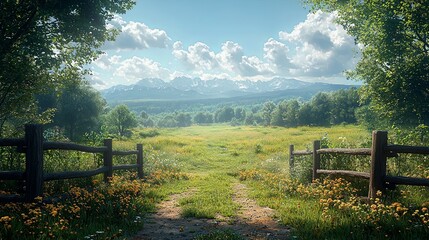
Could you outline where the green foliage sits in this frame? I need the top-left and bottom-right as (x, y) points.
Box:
(174, 112), (192, 127)
(55, 83), (106, 141)
(262, 101), (276, 125)
(215, 106), (235, 123)
(157, 115), (178, 128)
(138, 129), (160, 138)
(306, 0), (429, 126)
(330, 88), (359, 124)
(106, 105), (138, 137)
(0, 0), (135, 132)
(193, 112), (214, 125)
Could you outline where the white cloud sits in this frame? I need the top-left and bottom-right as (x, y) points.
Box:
(104, 16), (171, 50)
(114, 56), (171, 82)
(93, 54), (122, 70)
(173, 41), (273, 78)
(279, 10), (358, 77)
(263, 38), (293, 73)
(172, 41), (218, 71)
(216, 41), (244, 72)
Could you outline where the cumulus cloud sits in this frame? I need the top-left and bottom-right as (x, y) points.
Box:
(279, 10), (358, 77)
(114, 56), (171, 82)
(173, 41), (273, 78)
(93, 54), (122, 70)
(172, 41), (218, 70)
(263, 38), (293, 73)
(104, 15), (171, 50)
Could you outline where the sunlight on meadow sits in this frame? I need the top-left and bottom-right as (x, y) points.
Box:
(1, 124), (429, 239)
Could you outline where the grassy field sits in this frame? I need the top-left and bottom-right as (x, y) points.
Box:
(1, 124), (428, 239)
(130, 124), (429, 239)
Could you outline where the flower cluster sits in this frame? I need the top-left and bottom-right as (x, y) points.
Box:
(239, 168), (429, 235)
(0, 175), (151, 239)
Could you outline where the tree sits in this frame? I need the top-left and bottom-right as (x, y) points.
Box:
(310, 92), (332, 126)
(234, 107), (247, 121)
(140, 111), (149, 120)
(194, 112), (213, 125)
(297, 102), (314, 126)
(262, 101), (276, 126)
(0, 0), (135, 134)
(330, 88), (359, 124)
(305, 0), (429, 126)
(283, 100), (300, 127)
(271, 101), (288, 126)
(157, 115), (178, 128)
(215, 107), (235, 123)
(106, 105), (138, 137)
(56, 83), (106, 141)
(174, 112), (192, 127)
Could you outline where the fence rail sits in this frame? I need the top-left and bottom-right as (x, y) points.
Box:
(43, 141), (108, 153)
(290, 131), (429, 199)
(0, 124), (144, 202)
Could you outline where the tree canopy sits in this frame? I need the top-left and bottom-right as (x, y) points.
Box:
(55, 83), (106, 141)
(0, 0), (135, 134)
(305, 0), (429, 126)
(106, 105), (137, 137)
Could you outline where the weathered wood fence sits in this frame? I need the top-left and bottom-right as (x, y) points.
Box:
(290, 131), (429, 199)
(0, 124), (143, 202)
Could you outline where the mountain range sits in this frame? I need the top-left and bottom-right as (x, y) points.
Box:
(101, 77), (351, 102)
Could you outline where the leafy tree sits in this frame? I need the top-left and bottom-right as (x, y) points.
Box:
(56, 83), (106, 141)
(244, 113), (263, 126)
(305, 0), (429, 126)
(142, 118), (155, 128)
(297, 102), (314, 126)
(174, 112), (192, 127)
(309, 92), (332, 126)
(0, 0), (135, 134)
(262, 101), (276, 126)
(215, 107), (235, 123)
(194, 112), (213, 125)
(140, 111), (149, 120)
(234, 107), (247, 121)
(157, 115), (178, 128)
(330, 88), (359, 124)
(106, 105), (138, 137)
(271, 101), (288, 126)
(283, 100), (300, 127)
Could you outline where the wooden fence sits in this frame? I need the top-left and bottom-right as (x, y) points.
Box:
(0, 124), (143, 202)
(290, 131), (429, 199)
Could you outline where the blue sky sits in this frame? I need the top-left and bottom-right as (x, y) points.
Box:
(89, 0), (360, 89)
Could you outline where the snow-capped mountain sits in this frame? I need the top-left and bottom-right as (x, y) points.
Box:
(101, 77), (343, 102)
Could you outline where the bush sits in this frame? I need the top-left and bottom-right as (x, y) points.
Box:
(139, 129), (160, 138)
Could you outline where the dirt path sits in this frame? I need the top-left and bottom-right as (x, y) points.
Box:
(132, 184), (290, 240)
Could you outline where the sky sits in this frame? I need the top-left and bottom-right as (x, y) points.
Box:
(88, 0), (361, 89)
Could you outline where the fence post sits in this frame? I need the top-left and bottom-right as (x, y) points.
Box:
(289, 145), (294, 178)
(103, 139), (113, 183)
(368, 131), (388, 199)
(25, 124), (44, 202)
(312, 140), (321, 181)
(137, 144), (144, 179)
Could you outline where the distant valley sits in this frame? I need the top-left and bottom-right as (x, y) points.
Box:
(101, 77), (358, 114)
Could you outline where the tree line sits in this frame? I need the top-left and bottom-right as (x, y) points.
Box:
(24, 84), (363, 142)
(139, 87), (362, 128)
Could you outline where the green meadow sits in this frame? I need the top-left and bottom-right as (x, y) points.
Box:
(128, 124), (428, 239)
(2, 124), (429, 239)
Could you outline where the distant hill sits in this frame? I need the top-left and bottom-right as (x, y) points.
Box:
(101, 77), (358, 114)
